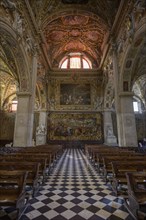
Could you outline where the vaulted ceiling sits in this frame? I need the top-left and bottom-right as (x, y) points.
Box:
(29, 0), (121, 68)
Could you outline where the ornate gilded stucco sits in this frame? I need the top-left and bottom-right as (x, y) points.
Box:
(47, 70), (103, 111)
(0, 29), (30, 92)
(0, 56), (17, 111)
(43, 14), (107, 67)
(33, 0), (121, 68)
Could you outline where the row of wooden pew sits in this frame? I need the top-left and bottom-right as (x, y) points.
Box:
(85, 144), (146, 220)
(0, 144), (63, 220)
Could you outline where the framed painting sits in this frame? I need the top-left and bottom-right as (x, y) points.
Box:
(48, 78), (102, 111)
(60, 83), (91, 105)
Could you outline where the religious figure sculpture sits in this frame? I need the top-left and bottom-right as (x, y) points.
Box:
(36, 124), (47, 135)
(36, 124), (47, 145)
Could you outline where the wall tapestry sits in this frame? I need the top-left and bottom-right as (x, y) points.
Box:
(47, 112), (103, 141)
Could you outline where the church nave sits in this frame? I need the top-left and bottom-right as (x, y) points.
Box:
(0, 148), (133, 220)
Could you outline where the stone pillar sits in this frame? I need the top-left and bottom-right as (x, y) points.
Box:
(13, 54), (38, 147)
(112, 43), (123, 146)
(13, 92), (32, 147)
(119, 92), (138, 147)
(104, 110), (117, 145)
(36, 111), (47, 145)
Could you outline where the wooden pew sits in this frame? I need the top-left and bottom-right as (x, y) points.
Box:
(0, 170), (28, 220)
(1, 156), (48, 184)
(0, 149), (58, 178)
(0, 161), (40, 197)
(14, 152), (56, 169)
(111, 161), (146, 196)
(102, 155), (146, 183)
(95, 151), (141, 173)
(124, 172), (146, 220)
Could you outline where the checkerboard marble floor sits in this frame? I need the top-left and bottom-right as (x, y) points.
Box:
(0, 148), (134, 220)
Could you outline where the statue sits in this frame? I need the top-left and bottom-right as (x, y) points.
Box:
(106, 125), (113, 137)
(36, 124), (47, 145)
(36, 124), (47, 135)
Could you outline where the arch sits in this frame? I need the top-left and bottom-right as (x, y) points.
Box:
(0, 21), (30, 92)
(132, 74), (146, 108)
(59, 52), (92, 69)
(120, 26), (146, 93)
(42, 8), (108, 30)
(42, 8), (108, 68)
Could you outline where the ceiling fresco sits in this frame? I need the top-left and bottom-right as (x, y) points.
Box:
(28, 0), (121, 68)
(43, 14), (107, 67)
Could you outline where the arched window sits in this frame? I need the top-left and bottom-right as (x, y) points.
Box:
(60, 53), (92, 69)
(11, 100), (18, 111)
(133, 97), (142, 113)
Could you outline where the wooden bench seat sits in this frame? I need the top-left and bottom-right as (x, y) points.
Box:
(1, 152), (52, 168)
(0, 170), (28, 220)
(102, 155), (146, 183)
(0, 151), (57, 178)
(111, 161), (146, 196)
(1, 157), (48, 183)
(15, 152), (56, 167)
(94, 151), (141, 173)
(0, 161), (40, 197)
(124, 172), (146, 220)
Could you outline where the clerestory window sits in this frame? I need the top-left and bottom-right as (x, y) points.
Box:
(60, 53), (92, 69)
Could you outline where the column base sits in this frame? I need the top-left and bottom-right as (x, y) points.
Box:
(36, 134), (46, 146)
(104, 135), (117, 146)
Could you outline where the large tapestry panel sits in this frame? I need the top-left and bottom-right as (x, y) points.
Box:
(47, 112), (103, 141)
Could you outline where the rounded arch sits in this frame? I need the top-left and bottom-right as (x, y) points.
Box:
(0, 21), (30, 92)
(120, 27), (146, 93)
(132, 74), (146, 108)
(42, 9), (108, 68)
(59, 52), (92, 69)
(42, 9), (108, 29)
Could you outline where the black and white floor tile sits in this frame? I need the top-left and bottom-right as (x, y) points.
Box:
(0, 148), (134, 220)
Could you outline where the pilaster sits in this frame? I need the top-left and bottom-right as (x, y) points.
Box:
(112, 43), (123, 146)
(36, 110), (47, 145)
(104, 109), (117, 146)
(13, 92), (31, 147)
(119, 92), (138, 147)
(13, 54), (38, 147)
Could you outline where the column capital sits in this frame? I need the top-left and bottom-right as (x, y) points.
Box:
(119, 92), (134, 97)
(104, 109), (114, 113)
(39, 109), (47, 113)
(16, 91), (31, 97)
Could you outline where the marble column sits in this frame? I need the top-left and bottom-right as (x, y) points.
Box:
(104, 109), (117, 145)
(13, 54), (37, 147)
(119, 92), (138, 147)
(36, 111), (47, 145)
